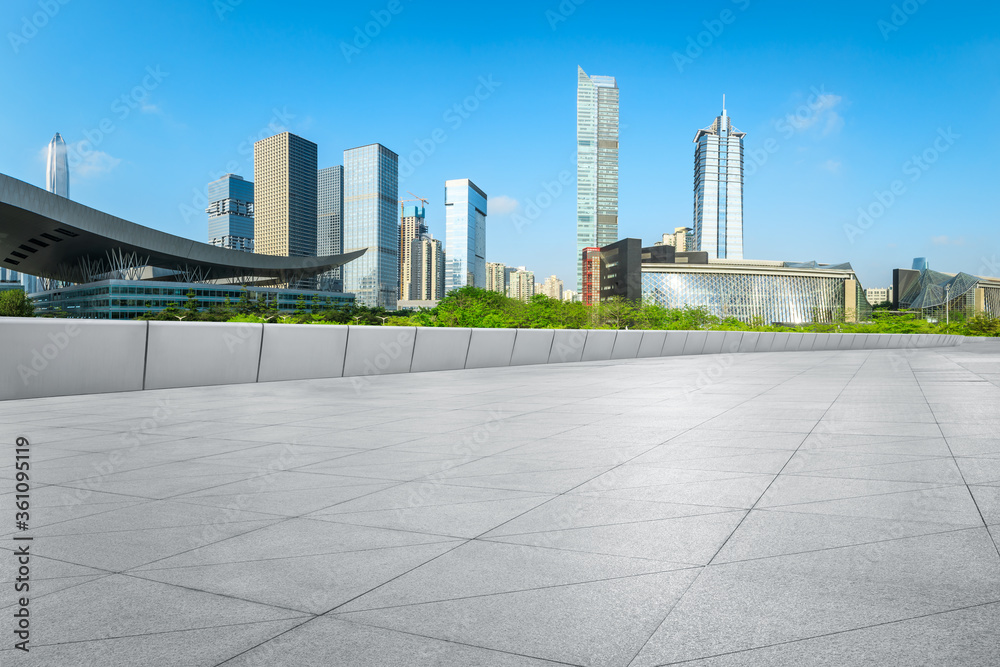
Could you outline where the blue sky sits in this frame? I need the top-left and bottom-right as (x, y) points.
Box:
(2, 0), (998, 289)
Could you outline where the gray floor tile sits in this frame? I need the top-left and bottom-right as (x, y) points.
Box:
(337, 569), (700, 666)
(630, 529), (1000, 665)
(221, 617), (565, 667)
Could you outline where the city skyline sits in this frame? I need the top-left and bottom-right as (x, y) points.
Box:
(3, 1), (997, 290)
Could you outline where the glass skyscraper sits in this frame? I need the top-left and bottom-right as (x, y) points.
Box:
(317, 165), (344, 291)
(206, 174), (254, 252)
(693, 100), (745, 260)
(343, 144), (399, 309)
(444, 178), (487, 294)
(253, 132), (317, 258)
(576, 66), (619, 288)
(46, 132), (69, 199)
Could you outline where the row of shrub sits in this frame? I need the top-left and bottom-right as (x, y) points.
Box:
(8, 286), (998, 336)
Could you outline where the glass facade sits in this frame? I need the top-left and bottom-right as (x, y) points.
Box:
(897, 268), (1000, 319)
(642, 270), (853, 324)
(46, 132), (69, 199)
(444, 179), (487, 294)
(694, 104), (745, 259)
(577, 66), (619, 288)
(29, 280), (353, 319)
(317, 165), (344, 291)
(207, 174), (254, 252)
(343, 144), (399, 309)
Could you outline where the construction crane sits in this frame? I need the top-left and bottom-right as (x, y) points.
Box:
(398, 191), (429, 216)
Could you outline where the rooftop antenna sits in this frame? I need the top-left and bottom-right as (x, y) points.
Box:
(722, 93), (726, 116)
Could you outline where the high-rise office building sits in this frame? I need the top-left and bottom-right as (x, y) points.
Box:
(253, 132), (318, 258)
(693, 99), (745, 259)
(577, 66), (619, 288)
(399, 205), (427, 300)
(46, 132), (69, 199)
(486, 261), (507, 294)
(317, 165), (344, 291)
(206, 174), (254, 252)
(444, 179), (487, 295)
(507, 267), (535, 302)
(410, 235), (445, 301)
(343, 143), (399, 309)
(538, 275), (564, 300)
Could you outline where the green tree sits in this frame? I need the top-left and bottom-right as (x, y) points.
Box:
(184, 290), (200, 319)
(0, 289), (35, 317)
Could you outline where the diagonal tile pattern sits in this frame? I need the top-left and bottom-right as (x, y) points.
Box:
(1, 338), (999, 666)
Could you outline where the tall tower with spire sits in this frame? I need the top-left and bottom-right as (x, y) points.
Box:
(576, 66), (619, 288)
(693, 98), (745, 259)
(46, 133), (69, 199)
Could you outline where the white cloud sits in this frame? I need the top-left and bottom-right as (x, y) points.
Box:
(821, 159), (842, 173)
(931, 235), (965, 246)
(490, 195), (520, 216)
(64, 141), (122, 178)
(780, 91), (844, 136)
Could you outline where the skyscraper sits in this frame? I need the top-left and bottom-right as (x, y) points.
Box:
(486, 261), (507, 294)
(507, 267), (535, 303)
(25, 132), (71, 292)
(576, 66), (619, 288)
(444, 178), (487, 294)
(343, 143), (399, 309)
(206, 174), (254, 252)
(46, 132), (69, 199)
(317, 165), (344, 291)
(410, 235), (445, 301)
(693, 99), (745, 259)
(399, 204), (427, 301)
(253, 132), (318, 258)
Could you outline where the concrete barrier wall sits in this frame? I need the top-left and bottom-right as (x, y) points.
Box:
(342, 326), (416, 377)
(510, 328), (554, 366)
(258, 323), (348, 382)
(549, 329), (587, 363)
(0, 318), (966, 400)
(0, 319), (147, 400)
(466, 328), (516, 369)
(410, 327), (472, 373)
(144, 321), (262, 390)
(636, 331), (667, 358)
(582, 330), (617, 362)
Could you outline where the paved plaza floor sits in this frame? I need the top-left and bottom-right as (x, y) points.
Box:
(2, 339), (1000, 666)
